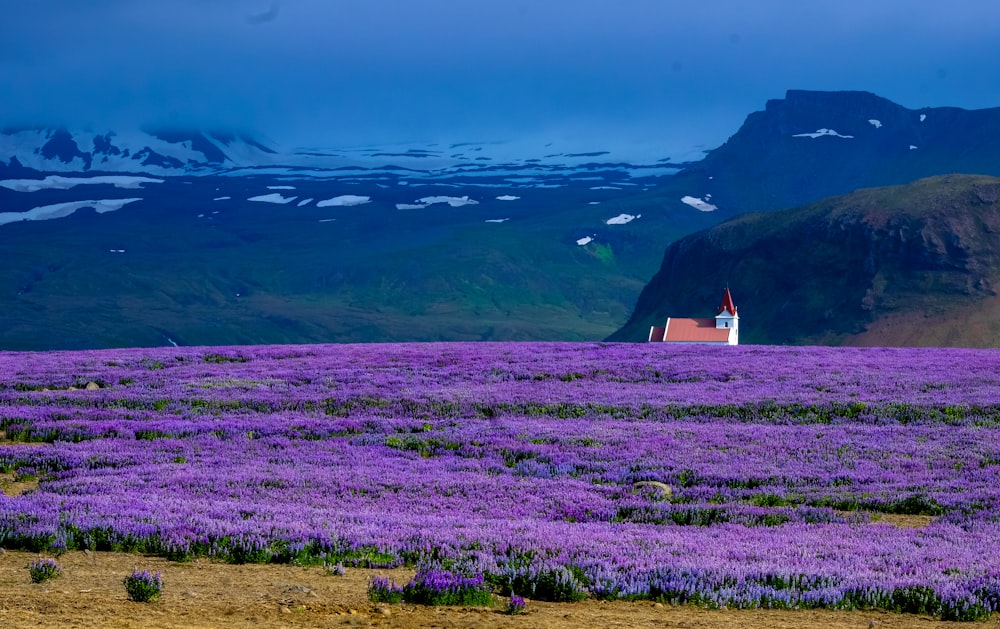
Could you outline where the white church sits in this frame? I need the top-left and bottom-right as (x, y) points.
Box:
(647, 287), (739, 345)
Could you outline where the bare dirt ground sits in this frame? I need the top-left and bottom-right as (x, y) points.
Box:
(0, 551), (995, 629)
(0, 472), (39, 498)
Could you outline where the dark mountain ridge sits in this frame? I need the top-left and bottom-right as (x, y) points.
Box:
(611, 174), (1000, 346)
(652, 90), (1000, 220)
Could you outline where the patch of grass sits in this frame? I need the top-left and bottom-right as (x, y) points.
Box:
(202, 353), (250, 364)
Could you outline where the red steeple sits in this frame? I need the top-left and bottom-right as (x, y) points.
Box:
(716, 287), (737, 316)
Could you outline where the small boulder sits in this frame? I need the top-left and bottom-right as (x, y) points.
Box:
(289, 584), (317, 596)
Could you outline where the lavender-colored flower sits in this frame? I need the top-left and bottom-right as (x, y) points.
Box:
(402, 564), (493, 606)
(506, 595), (526, 615)
(123, 569), (162, 602)
(323, 561), (346, 576)
(28, 558), (62, 583)
(368, 576), (404, 603)
(2, 342), (1000, 620)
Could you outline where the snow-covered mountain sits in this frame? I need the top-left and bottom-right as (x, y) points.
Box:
(0, 127), (279, 175)
(0, 126), (682, 185)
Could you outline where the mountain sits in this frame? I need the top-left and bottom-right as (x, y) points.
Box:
(610, 174), (1000, 346)
(0, 126), (680, 181)
(635, 90), (1000, 221)
(0, 127), (278, 175)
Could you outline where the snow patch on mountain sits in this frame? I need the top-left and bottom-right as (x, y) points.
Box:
(395, 196), (479, 210)
(316, 195), (371, 207)
(681, 196), (717, 212)
(0, 198), (142, 227)
(248, 193), (297, 204)
(792, 128), (854, 139)
(606, 213), (640, 225)
(0, 175), (163, 192)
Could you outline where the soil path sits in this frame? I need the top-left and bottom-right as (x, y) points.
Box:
(0, 551), (994, 628)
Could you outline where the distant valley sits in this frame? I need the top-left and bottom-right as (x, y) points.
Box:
(3, 90), (1000, 349)
(0, 129), (686, 349)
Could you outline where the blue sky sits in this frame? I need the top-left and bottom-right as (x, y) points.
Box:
(4, 0), (1000, 155)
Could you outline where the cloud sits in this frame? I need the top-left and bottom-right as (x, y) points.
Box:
(246, 2), (279, 25)
(3, 0), (1000, 151)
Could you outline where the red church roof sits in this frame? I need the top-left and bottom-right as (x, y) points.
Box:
(648, 287), (739, 343)
(716, 287), (737, 316)
(662, 318), (732, 343)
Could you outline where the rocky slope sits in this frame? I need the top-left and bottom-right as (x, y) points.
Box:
(611, 175), (1000, 346)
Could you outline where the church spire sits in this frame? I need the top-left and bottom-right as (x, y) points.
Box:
(716, 287), (737, 316)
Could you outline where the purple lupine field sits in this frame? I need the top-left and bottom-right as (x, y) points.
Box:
(2, 343), (999, 620)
